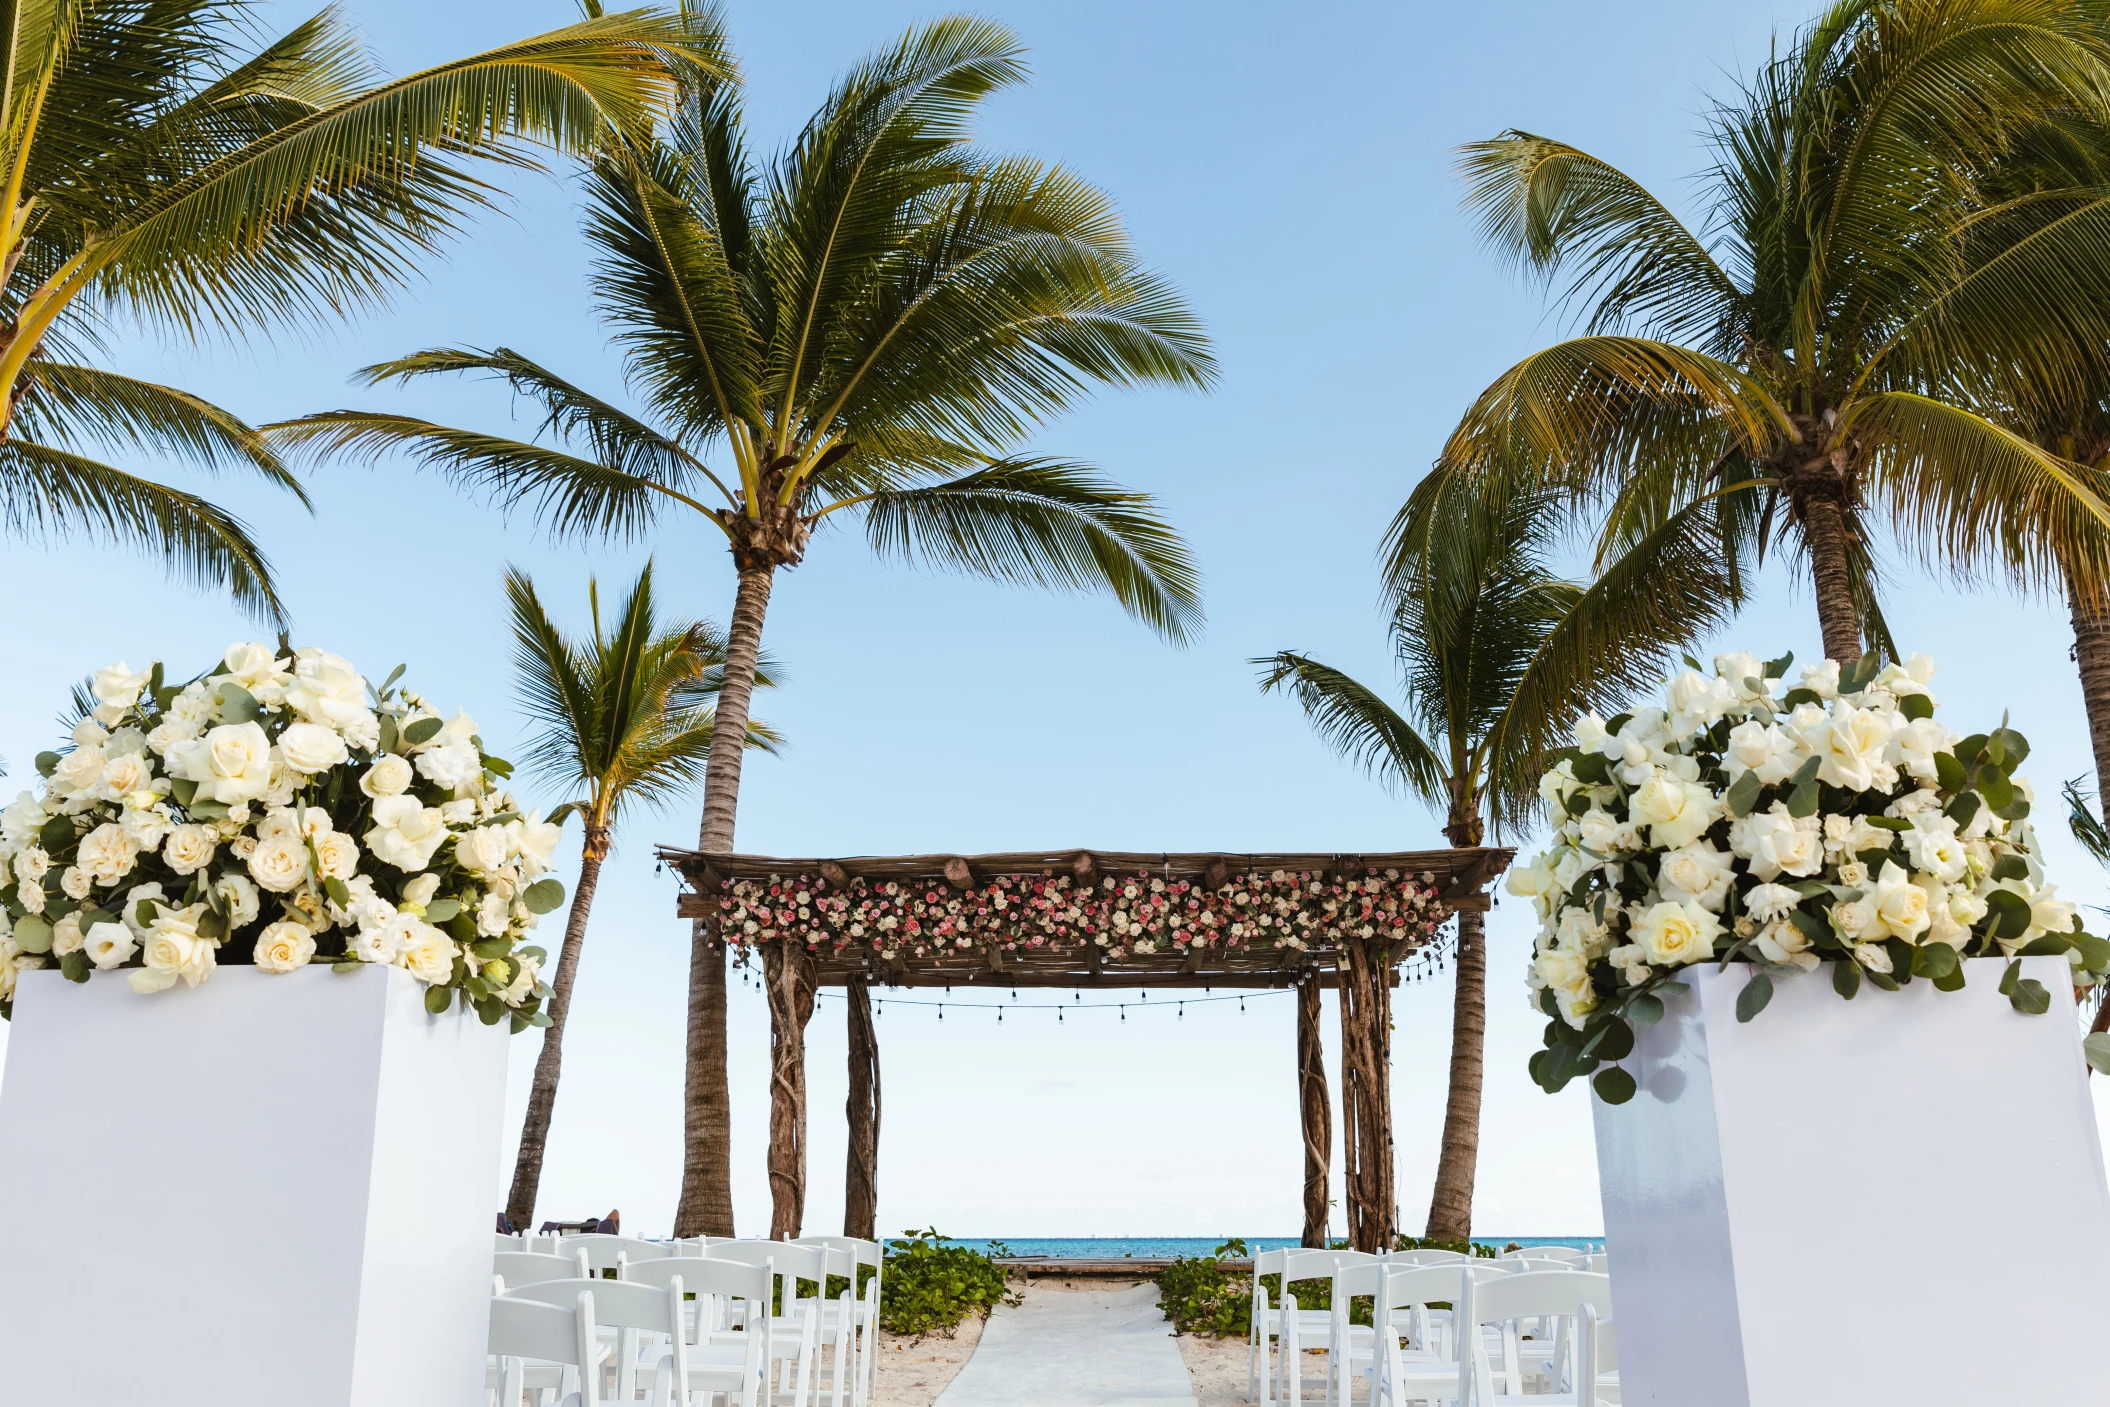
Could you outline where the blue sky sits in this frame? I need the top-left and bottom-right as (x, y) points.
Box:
(3, 0), (2107, 1238)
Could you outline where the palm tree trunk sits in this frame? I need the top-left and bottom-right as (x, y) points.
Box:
(1801, 492), (1862, 665)
(2071, 587), (2110, 805)
(675, 564), (775, 1238)
(1424, 908), (1486, 1242)
(505, 842), (606, 1231)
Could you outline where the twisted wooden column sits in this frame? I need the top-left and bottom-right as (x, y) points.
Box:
(1337, 940), (1396, 1252)
(1297, 972), (1332, 1248)
(844, 977), (881, 1240)
(763, 943), (818, 1240)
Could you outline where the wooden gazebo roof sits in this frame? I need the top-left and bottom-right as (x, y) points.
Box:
(659, 845), (1513, 989)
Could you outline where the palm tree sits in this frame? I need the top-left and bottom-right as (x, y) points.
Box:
(270, 17), (1212, 1235)
(502, 560), (778, 1231)
(1257, 481), (1739, 1242)
(0, 0), (725, 620)
(1427, 1), (2110, 668)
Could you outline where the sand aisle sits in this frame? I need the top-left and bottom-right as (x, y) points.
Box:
(932, 1280), (1197, 1407)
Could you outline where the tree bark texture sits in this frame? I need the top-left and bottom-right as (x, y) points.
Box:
(676, 566), (775, 1238)
(2071, 589), (2110, 806)
(1297, 972), (1332, 1248)
(844, 977), (881, 1240)
(1337, 940), (1396, 1252)
(763, 942), (818, 1241)
(504, 842), (605, 1231)
(1424, 911), (1486, 1242)
(1800, 491), (1862, 666)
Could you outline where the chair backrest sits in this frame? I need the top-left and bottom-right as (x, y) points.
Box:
(503, 1277), (681, 1336)
(1521, 1245), (1590, 1264)
(489, 1291), (599, 1407)
(795, 1235), (880, 1272)
(552, 1233), (661, 1272)
(1280, 1248), (1363, 1281)
(1381, 1263), (1475, 1312)
(1466, 1268), (1614, 1326)
(1331, 1261), (1387, 1298)
(494, 1250), (588, 1287)
(625, 1255), (772, 1303)
(707, 1239), (831, 1289)
(1393, 1249), (1467, 1266)
(495, 1232), (525, 1253)
(1254, 1248), (1287, 1277)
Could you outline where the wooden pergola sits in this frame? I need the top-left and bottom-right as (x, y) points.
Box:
(661, 845), (1512, 1252)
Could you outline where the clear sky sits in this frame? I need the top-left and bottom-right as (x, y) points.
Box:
(3, 0), (2107, 1239)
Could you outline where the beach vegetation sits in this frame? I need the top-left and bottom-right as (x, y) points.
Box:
(878, 1228), (1016, 1337)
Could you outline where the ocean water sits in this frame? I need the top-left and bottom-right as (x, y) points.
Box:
(936, 1235), (1605, 1258)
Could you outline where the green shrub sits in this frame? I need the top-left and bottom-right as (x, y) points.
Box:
(878, 1229), (1017, 1338)
(1156, 1239), (1252, 1336)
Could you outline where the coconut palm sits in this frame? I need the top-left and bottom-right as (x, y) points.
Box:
(0, 0), (725, 620)
(501, 560), (778, 1230)
(1257, 481), (1739, 1241)
(1423, 1), (2110, 668)
(270, 17), (1211, 1235)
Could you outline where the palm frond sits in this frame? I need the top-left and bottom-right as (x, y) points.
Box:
(1253, 651), (1446, 804)
(856, 457), (1202, 644)
(0, 436), (285, 622)
(2066, 776), (2110, 868)
(16, 362), (307, 502)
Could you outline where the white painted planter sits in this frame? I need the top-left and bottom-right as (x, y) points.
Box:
(0, 963), (508, 1406)
(1592, 955), (2110, 1406)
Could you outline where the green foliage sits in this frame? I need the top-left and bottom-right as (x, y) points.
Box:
(1154, 1239), (1253, 1337)
(877, 1230), (1016, 1339)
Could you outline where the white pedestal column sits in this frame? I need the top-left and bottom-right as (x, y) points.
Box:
(0, 964), (509, 1406)
(1592, 955), (2110, 1406)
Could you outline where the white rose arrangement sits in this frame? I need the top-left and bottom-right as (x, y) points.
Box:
(1512, 649), (2110, 1104)
(0, 644), (566, 1030)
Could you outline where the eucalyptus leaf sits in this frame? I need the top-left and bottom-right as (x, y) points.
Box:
(324, 876), (352, 908)
(1899, 692), (1934, 722)
(1764, 651), (1794, 678)
(13, 915), (52, 954)
(423, 984), (454, 1015)
(1625, 993), (1665, 1027)
(1934, 752), (1968, 791)
(1735, 971), (1774, 1023)
(2010, 977), (2052, 1015)
(214, 682), (261, 723)
(332, 960), (363, 973)
(1911, 942), (1959, 979)
(1725, 769), (1761, 819)
(1977, 767), (2014, 813)
(2085, 1033), (2110, 1076)
(1984, 889), (2031, 941)
(33, 751), (59, 778)
(522, 878), (566, 915)
(2017, 934), (2073, 957)
(1999, 959), (2022, 996)
(1592, 1066), (1637, 1105)
(403, 717), (443, 747)
(1990, 854), (2029, 882)
(1832, 958), (1861, 1000)
(58, 949), (89, 983)
(1787, 779), (1820, 819)
(1946, 790), (1980, 829)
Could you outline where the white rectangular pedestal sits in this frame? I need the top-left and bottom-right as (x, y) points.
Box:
(0, 964), (509, 1405)
(1592, 956), (2110, 1406)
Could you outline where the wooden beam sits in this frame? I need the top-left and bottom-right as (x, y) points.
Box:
(1073, 850), (1097, 885)
(676, 892), (710, 919)
(943, 856), (975, 891)
(1204, 859), (1229, 891)
(843, 977), (880, 1241)
(1297, 972), (1332, 1248)
(819, 860), (851, 889)
(763, 943), (818, 1240)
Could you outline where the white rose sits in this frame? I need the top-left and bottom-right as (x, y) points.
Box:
(84, 921), (137, 970)
(59, 865), (92, 900)
(166, 721), (274, 805)
(1853, 940), (1894, 974)
(393, 920), (456, 985)
(72, 718), (109, 748)
(52, 744), (106, 797)
(313, 831), (360, 882)
(1666, 668), (1737, 738)
(1889, 716), (1958, 784)
(277, 722), (349, 775)
(2025, 885), (2078, 946)
(13, 846), (50, 882)
(217, 643), (292, 703)
(76, 823), (138, 886)
(213, 872), (261, 928)
(1724, 719), (1801, 786)
(141, 907), (214, 989)
(1805, 702), (1896, 792)
(1733, 805), (1824, 880)
(283, 649), (369, 729)
(366, 796), (448, 872)
(247, 837), (309, 893)
(358, 754), (414, 798)
(453, 825), (510, 876)
(1901, 820), (1967, 883)
(1532, 946), (1597, 1029)
(1629, 771), (1724, 851)
(161, 824), (218, 876)
(476, 889), (512, 937)
(500, 953), (541, 1005)
(1830, 895), (1880, 945)
(508, 811), (564, 876)
(1799, 660), (1840, 699)
(1870, 862), (1930, 942)
(120, 883), (167, 935)
(1753, 916), (1820, 972)
(438, 798), (477, 825)
(1631, 899), (1722, 966)
(1713, 651), (1769, 698)
(49, 912), (83, 957)
(120, 804), (172, 851)
(400, 872), (442, 910)
(253, 920), (318, 974)
(1656, 840), (1735, 912)
(413, 738), (480, 792)
(91, 661), (152, 724)
(354, 912), (418, 964)
(96, 751), (152, 801)
(1, 792), (46, 847)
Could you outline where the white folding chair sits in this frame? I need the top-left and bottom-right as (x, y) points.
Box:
(1252, 1248), (1353, 1406)
(505, 1278), (688, 1404)
(1461, 1268), (1615, 1406)
(497, 1249), (593, 1288)
(794, 1236), (882, 1407)
(625, 1257), (775, 1407)
(705, 1241), (839, 1407)
(490, 1288), (601, 1407)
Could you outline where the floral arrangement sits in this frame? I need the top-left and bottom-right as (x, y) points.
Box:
(0, 643), (567, 1029)
(1509, 649), (2110, 1104)
(715, 867), (1451, 961)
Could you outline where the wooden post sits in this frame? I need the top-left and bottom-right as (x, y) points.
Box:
(1337, 940), (1396, 1252)
(1297, 972), (1332, 1248)
(844, 977), (881, 1241)
(763, 943), (818, 1240)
